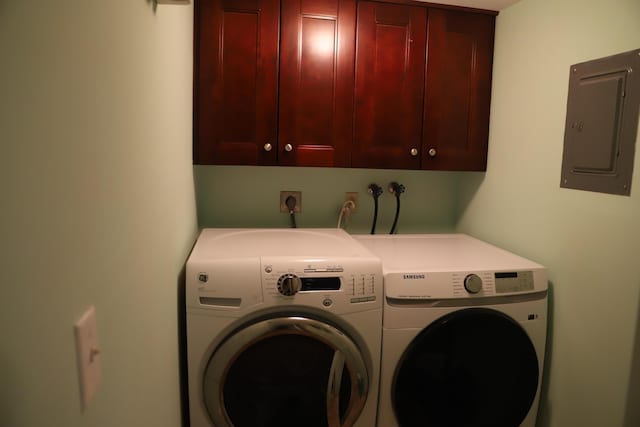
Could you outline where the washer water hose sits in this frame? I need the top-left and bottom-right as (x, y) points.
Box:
(367, 183), (383, 234)
(388, 182), (405, 234)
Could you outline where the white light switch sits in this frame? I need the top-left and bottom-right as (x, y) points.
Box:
(74, 305), (101, 408)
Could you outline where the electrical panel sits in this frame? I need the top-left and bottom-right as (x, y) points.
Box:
(560, 48), (640, 196)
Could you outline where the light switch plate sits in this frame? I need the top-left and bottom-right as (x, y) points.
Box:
(75, 306), (101, 409)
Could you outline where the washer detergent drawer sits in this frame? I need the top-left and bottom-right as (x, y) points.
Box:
(203, 316), (369, 427)
(186, 258), (263, 310)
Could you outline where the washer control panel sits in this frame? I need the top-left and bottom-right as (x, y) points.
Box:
(261, 258), (381, 311)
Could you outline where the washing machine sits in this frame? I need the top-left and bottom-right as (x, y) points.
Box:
(355, 234), (548, 427)
(185, 228), (383, 427)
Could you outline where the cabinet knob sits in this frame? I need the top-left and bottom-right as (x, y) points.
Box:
(284, 143), (293, 152)
(410, 148), (419, 157)
(428, 148), (437, 157)
(263, 143), (273, 152)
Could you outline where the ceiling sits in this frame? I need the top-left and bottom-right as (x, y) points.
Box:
(416, 0), (521, 11)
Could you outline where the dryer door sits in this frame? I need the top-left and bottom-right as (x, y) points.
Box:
(203, 316), (369, 427)
(392, 308), (539, 427)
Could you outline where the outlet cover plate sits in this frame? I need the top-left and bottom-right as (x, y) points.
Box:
(280, 191), (302, 213)
(345, 192), (358, 212)
(75, 305), (101, 409)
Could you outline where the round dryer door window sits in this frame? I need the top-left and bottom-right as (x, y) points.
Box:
(203, 315), (369, 427)
(392, 308), (539, 427)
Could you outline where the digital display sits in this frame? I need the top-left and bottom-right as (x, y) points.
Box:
(300, 277), (341, 291)
(494, 271), (534, 293)
(495, 272), (518, 279)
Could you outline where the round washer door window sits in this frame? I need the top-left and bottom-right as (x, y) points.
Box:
(393, 308), (539, 427)
(203, 316), (369, 427)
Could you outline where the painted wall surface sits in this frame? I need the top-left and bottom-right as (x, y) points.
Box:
(195, 166), (459, 234)
(455, 0), (640, 426)
(2, 0), (637, 425)
(0, 2), (197, 426)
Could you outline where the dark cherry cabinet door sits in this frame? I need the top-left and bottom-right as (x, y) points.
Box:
(194, 0), (279, 165)
(278, 0), (356, 167)
(352, 1), (427, 170)
(422, 8), (495, 171)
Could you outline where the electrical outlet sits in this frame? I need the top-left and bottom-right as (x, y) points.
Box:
(280, 191), (302, 213)
(345, 192), (358, 212)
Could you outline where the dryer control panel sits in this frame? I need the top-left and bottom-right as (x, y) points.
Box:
(384, 269), (547, 300)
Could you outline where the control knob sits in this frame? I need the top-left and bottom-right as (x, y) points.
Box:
(277, 273), (302, 296)
(464, 274), (483, 294)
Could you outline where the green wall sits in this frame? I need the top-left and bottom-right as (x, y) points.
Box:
(2, 0), (638, 426)
(0, 1), (197, 426)
(195, 165), (460, 234)
(456, 0), (640, 426)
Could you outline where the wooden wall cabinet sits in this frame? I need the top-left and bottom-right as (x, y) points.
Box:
(195, 0), (356, 167)
(352, 2), (495, 170)
(352, 1), (427, 169)
(194, 0), (279, 166)
(194, 0), (496, 171)
(278, 0), (356, 167)
(422, 8), (495, 171)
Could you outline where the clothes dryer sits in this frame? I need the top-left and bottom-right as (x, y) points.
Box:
(356, 234), (548, 427)
(186, 229), (383, 427)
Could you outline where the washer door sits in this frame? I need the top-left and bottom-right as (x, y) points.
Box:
(393, 308), (539, 427)
(203, 316), (369, 427)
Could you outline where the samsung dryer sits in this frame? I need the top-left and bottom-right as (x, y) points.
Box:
(356, 234), (548, 427)
(186, 228), (383, 427)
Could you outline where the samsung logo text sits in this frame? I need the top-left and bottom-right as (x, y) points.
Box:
(403, 274), (426, 280)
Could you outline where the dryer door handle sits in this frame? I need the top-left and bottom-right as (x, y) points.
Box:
(326, 350), (345, 427)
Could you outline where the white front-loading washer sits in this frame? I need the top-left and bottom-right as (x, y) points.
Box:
(186, 228), (383, 427)
(355, 234), (548, 427)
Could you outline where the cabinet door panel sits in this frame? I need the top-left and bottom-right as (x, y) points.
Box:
(195, 0), (279, 165)
(423, 9), (495, 171)
(279, 0), (356, 167)
(353, 1), (426, 169)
